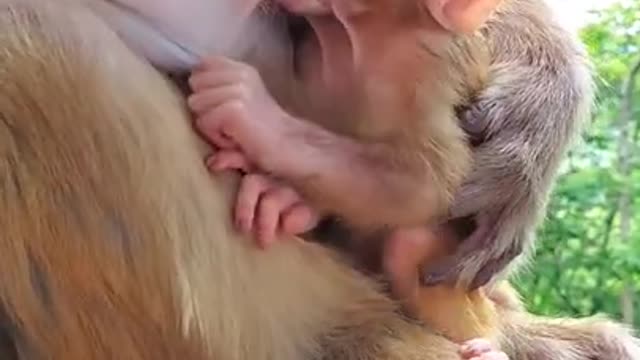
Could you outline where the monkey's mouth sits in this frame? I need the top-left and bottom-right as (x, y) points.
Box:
(285, 13), (314, 74)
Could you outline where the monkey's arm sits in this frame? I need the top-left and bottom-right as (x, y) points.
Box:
(422, 14), (594, 288)
(249, 111), (462, 230)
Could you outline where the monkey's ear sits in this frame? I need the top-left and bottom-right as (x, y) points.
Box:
(425, 0), (502, 34)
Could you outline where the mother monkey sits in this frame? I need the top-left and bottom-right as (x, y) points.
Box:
(0, 0), (638, 360)
(0, 0), (469, 358)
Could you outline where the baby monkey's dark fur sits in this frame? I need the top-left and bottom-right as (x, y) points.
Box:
(428, 0), (593, 288)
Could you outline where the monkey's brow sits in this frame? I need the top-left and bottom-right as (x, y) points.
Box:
(101, 0), (203, 66)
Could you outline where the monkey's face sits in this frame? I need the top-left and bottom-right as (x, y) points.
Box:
(280, 1), (427, 109)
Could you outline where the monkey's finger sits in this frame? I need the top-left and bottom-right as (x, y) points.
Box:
(255, 194), (280, 249)
(196, 101), (247, 145)
(189, 85), (244, 115)
(189, 70), (244, 92)
(281, 203), (321, 235)
(255, 186), (302, 247)
(460, 338), (493, 358)
(201, 130), (237, 149)
(235, 174), (272, 235)
(383, 227), (435, 279)
(470, 263), (500, 290)
(420, 258), (461, 287)
(382, 228), (438, 302)
(206, 151), (253, 173)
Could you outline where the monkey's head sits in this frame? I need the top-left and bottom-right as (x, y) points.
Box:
(269, 0), (502, 116)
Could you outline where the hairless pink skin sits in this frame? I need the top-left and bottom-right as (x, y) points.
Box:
(188, 57), (322, 246)
(460, 338), (509, 360)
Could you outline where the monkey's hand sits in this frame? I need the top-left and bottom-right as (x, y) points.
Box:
(230, 173), (321, 248)
(204, 149), (321, 247)
(188, 56), (289, 172)
(420, 213), (526, 290)
(460, 338), (509, 360)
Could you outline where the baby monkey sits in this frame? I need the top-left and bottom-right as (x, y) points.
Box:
(188, 0), (486, 238)
(188, 0), (589, 288)
(187, 0), (588, 354)
(188, 0), (589, 289)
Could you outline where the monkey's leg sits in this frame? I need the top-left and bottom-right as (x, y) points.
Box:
(500, 311), (640, 360)
(484, 283), (640, 360)
(0, 1), (461, 359)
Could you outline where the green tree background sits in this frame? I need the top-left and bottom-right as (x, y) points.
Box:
(513, 1), (640, 327)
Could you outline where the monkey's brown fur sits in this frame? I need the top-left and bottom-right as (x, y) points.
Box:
(0, 1), (460, 358)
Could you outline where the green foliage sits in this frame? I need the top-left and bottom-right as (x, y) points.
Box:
(513, 1), (640, 327)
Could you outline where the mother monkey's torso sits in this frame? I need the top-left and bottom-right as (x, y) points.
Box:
(0, 0), (461, 359)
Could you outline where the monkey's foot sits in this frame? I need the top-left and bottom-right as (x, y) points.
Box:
(234, 173), (320, 247)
